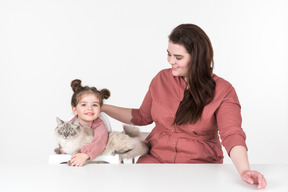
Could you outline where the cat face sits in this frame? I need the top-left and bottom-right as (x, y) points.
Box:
(55, 117), (80, 140)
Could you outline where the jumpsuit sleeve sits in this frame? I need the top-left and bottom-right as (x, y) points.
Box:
(131, 84), (154, 126)
(216, 85), (248, 156)
(80, 122), (108, 160)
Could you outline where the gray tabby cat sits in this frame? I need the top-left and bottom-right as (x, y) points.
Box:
(54, 117), (149, 165)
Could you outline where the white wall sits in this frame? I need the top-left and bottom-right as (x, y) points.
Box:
(0, 0), (287, 164)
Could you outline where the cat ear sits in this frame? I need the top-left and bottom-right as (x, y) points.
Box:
(56, 117), (64, 125)
(72, 118), (79, 126)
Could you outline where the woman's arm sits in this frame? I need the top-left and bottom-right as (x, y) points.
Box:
(230, 145), (267, 189)
(101, 104), (132, 124)
(229, 145), (250, 175)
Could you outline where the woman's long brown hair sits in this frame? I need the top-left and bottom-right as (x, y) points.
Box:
(170, 24), (216, 125)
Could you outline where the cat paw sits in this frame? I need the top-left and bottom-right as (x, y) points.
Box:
(54, 148), (61, 154)
(67, 160), (72, 166)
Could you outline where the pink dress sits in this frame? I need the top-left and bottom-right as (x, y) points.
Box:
(132, 69), (247, 163)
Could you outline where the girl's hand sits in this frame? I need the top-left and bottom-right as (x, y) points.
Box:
(241, 170), (267, 189)
(70, 153), (90, 167)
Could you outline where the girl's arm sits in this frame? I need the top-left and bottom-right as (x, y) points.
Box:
(81, 122), (108, 159)
(70, 120), (108, 167)
(101, 104), (132, 124)
(230, 145), (267, 189)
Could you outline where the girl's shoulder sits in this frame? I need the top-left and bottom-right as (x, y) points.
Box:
(91, 118), (105, 129)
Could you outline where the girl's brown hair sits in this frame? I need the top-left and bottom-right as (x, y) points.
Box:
(70, 79), (110, 107)
(169, 24), (216, 125)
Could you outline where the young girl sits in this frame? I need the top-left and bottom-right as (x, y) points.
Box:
(69, 79), (110, 167)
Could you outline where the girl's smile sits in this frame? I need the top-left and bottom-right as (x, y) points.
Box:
(85, 112), (95, 116)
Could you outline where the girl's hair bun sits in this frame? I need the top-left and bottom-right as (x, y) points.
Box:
(71, 79), (83, 92)
(100, 88), (111, 99)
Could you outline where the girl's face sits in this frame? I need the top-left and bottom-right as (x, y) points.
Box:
(167, 41), (191, 81)
(72, 93), (101, 126)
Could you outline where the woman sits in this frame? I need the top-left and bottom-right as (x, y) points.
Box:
(102, 24), (267, 189)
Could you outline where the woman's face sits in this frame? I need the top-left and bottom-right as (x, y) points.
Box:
(167, 41), (191, 80)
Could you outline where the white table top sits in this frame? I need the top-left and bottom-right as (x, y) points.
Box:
(0, 163), (286, 192)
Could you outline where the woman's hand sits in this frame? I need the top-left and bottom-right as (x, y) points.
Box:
(229, 146), (267, 189)
(241, 170), (267, 189)
(70, 153), (90, 167)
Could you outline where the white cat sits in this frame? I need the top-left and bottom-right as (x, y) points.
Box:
(54, 117), (149, 164)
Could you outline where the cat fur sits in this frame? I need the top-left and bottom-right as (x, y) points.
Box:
(54, 118), (93, 155)
(54, 117), (149, 164)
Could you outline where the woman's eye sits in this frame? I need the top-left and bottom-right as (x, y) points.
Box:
(176, 57), (182, 60)
(93, 104), (98, 107)
(81, 104), (86, 107)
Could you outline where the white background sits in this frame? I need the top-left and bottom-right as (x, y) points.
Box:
(0, 0), (287, 165)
